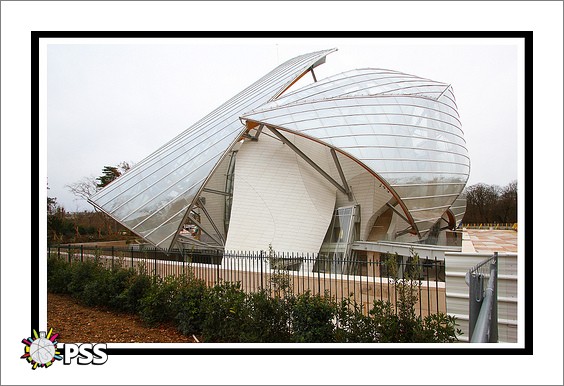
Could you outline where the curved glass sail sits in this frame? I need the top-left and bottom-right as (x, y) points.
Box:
(241, 69), (469, 238)
(448, 190), (468, 228)
(89, 49), (337, 250)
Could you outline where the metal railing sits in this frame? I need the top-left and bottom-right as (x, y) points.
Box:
(48, 244), (447, 317)
(466, 252), (498, 342)
(461, 223), (517, 230)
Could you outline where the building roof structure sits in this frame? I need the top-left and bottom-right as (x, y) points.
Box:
(89, 49), (337, 250)
(89, 49), (469, 253)
(241, 68), (469, 239)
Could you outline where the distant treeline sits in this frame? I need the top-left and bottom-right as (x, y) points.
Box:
(463, 181), (517, 224)
(47, 197), (135, 244)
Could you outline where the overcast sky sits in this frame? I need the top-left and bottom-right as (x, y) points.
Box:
(46, 38), (521, 211)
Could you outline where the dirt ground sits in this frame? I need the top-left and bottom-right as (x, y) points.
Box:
(47, 292), (198, 343)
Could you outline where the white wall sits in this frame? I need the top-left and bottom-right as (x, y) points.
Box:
(224, 133), (336, 254)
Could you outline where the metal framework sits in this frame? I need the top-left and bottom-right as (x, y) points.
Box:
(268, 126), (352, 199)
(202, 188), (232, 197)
(197, 197), (225, 246)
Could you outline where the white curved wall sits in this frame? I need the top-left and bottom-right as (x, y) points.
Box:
(224, 134), (336, 254)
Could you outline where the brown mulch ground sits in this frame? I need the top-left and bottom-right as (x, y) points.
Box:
(47, 292), (198, 343)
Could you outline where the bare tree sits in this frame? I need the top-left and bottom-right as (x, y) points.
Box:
(66, 176), (98, 202)
(66, 161), (133, 202)
(463, 181), (517, 224)
(497, 180), (517, 223)
(465, 184), (500, 223)
(66, 161), (134, 237)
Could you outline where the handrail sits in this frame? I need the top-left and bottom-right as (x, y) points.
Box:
(470, 266), (497, 342)
(466, 252), (498, 343)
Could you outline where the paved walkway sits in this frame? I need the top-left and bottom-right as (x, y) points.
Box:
(462, 229), (518, 253)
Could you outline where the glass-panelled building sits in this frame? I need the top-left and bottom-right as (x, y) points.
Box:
(89, 48), (469, 270)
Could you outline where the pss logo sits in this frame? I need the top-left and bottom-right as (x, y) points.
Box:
(21, 330), (108, 369)
(62, 343), (108, 365)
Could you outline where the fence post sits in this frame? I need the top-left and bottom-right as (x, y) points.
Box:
(216, 251), (221, 285)
(260, 250), (263, 289)
(435, 256), (439, 314)
(111, 246), (115, 269)
(153, 248), (157, 279)
(490, 252), (499, 343)
(467, 270), (482, 339)
(80, 245), (84, 263)
(317, 260), (321, 295)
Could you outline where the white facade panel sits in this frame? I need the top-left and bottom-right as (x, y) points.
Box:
(224, 133), (336, 254)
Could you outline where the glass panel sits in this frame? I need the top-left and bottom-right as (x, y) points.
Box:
(316, 205), (360, 274)
(237, 66), (468, 245)
(90, 49), (337, 250)
(223, 150), (237, 234)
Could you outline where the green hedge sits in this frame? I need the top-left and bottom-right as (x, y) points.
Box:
(47, 255), (461, 343)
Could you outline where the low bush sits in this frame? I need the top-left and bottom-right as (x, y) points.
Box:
(80, 268), (110, 307)
(47, 257), (461, 343)
(419, 313), (462, 343)
(291, 291), (336, 343)
(81, 267), (135, 310)
(201, 282), (249, 343)
(244, 289), (292, 343)
(118, 272), (153, 314)
(370, 299), (402, 342)
(334, 297), (376, 343)
(139, 276), (182, 326)
(47, 255), (72, 294)
(174, 276), (208, 336)
(66, 259), (100, 298)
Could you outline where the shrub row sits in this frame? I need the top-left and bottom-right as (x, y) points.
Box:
(47, 255), (461, 343)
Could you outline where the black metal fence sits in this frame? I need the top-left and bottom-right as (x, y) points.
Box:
(48, 244), (447, 316)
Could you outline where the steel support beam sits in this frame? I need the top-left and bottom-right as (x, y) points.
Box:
(187, 213), (223, 247)
(267, 127), (350, 197)
(386, 202), (411, 224)
(202, 188), (232, 197)
(253, 124), (264, 140)
(330, 148), (353, 201)
(310, 66), (318, 82)
(197, 198), (225, 245)
(437, 84), (451, 99)
(177, 234), (223, 250)
(243, 123), (264, 141)
(395, 226), (416, 237)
